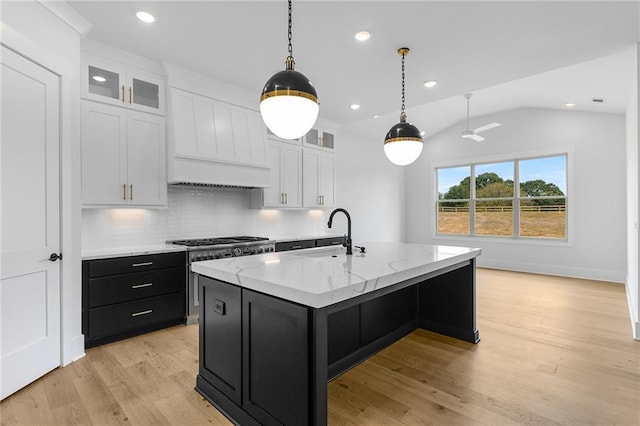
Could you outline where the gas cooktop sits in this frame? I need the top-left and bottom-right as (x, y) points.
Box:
(168, 236), (270, 247)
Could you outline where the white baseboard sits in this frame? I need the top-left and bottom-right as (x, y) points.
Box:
(624, 279), (640, 341)
(62, 334), (85, 366)
(477, 258), (625, 283)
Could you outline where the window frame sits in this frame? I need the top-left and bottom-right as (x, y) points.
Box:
(434, 151), (571, 245)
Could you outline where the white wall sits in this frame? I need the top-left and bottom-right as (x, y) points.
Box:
(334, 129), (406, 243)
(626, 45), (640, 339)
(1, 1), (88, 364)
(406, 107), (626, 283)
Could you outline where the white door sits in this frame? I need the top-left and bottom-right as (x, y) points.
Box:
(127, 111), (166, 206)
(1, 46), (61, 400)
(318, 153), (335, 207)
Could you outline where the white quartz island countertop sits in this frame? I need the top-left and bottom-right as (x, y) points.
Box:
(191, 242), (481, 308)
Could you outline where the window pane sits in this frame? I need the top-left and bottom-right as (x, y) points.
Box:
(437, 201), (469, 235)
(475, 200), (513, 236)
(475, 162), (514, 199)
(437, 166), (470, 200)
(520, 198), (566, 238)
(519, 156), (566, 198)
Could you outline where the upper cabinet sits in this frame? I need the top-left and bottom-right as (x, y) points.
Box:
(304, 127), (335, 151)
(259, 139), (302, 208)
(82, 54), (165, 115)
(81, 101), (167, 207)
(303, 150), (335, 208)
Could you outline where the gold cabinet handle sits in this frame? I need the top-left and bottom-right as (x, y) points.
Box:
(123, 183), (127, 200)
(121, 85), (125, 102)
(129, 184), (133, 200)
(285, 193), (288, 204)
(129, 86), (133, 104)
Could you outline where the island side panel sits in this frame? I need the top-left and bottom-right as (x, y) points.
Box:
(418, 258), (480, 343)
(242, 289), (310, 426)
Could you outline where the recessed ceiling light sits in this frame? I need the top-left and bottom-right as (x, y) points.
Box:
(420, 131), (426, 136)
(136, 11), (155, 23)
(423, 80), (438, 88)
(373, 115), (379, 119)
(355, 31), (371, 41)
(92, 75), (106, 82)
(564, 101), (576, 108)
(350, 104), (360, 110)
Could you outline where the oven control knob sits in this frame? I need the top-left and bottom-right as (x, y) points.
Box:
(233, 248), (242, 257)
(258, 248), (264, 253)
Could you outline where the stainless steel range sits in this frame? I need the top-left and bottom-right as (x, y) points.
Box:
(168, 236), (275, 324)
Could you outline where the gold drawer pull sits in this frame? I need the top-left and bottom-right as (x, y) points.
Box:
(132, 262), (153, 267)
(131, 309), (153, 317)
(131, 283), (153, 289)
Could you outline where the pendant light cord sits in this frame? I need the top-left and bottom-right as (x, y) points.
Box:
(285, 0), (295, 70)
(400, 50), (407, 122)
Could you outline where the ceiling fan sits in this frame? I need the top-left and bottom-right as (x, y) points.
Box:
(461, 93), (501, 142)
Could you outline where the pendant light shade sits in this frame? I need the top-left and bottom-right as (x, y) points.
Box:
(384, 119), (424, 166)
(260, 0), (319, 140)
(384, 47), (423, 166)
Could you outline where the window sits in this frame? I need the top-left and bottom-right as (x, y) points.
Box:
(437, 155), (567, 240)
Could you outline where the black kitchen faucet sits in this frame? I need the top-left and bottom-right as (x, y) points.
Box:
(327, 208), (353, 255)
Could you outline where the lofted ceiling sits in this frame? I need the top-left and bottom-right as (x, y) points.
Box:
(68, 1), (639, 138)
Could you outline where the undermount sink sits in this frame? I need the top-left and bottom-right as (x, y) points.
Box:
(286, 246), (343, 258)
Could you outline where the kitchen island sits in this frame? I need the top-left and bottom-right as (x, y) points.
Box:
(192, 242), (481, 426)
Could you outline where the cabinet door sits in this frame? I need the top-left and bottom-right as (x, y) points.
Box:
(303, 150), (320, 207)
(126, 111), (167, 206)
(83, 57), (126, 107)
(200, 277), (242, 405)
(262, 142), (283, 207)
(242, 289), (309, 426)
(81, 102), (127, 205)
(127, 70), (164, 115)
(318, 152), (335, 207)
(281, 144), (302, 207)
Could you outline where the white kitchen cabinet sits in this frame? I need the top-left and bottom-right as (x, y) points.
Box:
(81, 101), (166, 207)
(304, 127), (335, 151)
(82, 54), (165, 115)
(254, 139), (302, 208)
(303, 150), (335, 208)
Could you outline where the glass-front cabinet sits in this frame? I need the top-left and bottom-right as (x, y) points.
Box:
(83, 54), (165, 115)
(304, 127), (335, 151)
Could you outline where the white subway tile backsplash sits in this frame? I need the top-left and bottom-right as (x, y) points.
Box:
(82, 187), (329, 249)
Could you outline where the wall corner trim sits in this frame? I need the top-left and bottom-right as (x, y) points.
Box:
(38, 0), (93, 37)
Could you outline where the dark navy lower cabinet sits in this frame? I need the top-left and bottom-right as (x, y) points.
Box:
(195, 259), (479, 426)
(199, 277), (242, 404)
(242, 290), (309, 425)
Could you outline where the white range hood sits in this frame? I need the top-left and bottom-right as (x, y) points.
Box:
(164, 63), (271, 189)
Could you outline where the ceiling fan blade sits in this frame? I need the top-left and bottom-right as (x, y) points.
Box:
(469, 134), (485, 142)
(473, 122), (501, 133)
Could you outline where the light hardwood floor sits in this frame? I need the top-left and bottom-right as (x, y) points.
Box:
(1, 268), (639, 425)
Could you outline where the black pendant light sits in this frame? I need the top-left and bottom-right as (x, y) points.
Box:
(384, 47), (423, 166)
(260, 0), (319, 140)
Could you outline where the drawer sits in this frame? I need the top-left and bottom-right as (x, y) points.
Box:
(316, 237), (345, 247)
(275, 239), (315, 252)
(88, 266), (186, 308)
(88, 252), (186, 278)
(88, 292), (185, 339)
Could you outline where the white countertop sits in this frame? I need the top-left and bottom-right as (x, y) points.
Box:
(191, 242), (481, 308)
(82, 244), (186, 260)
